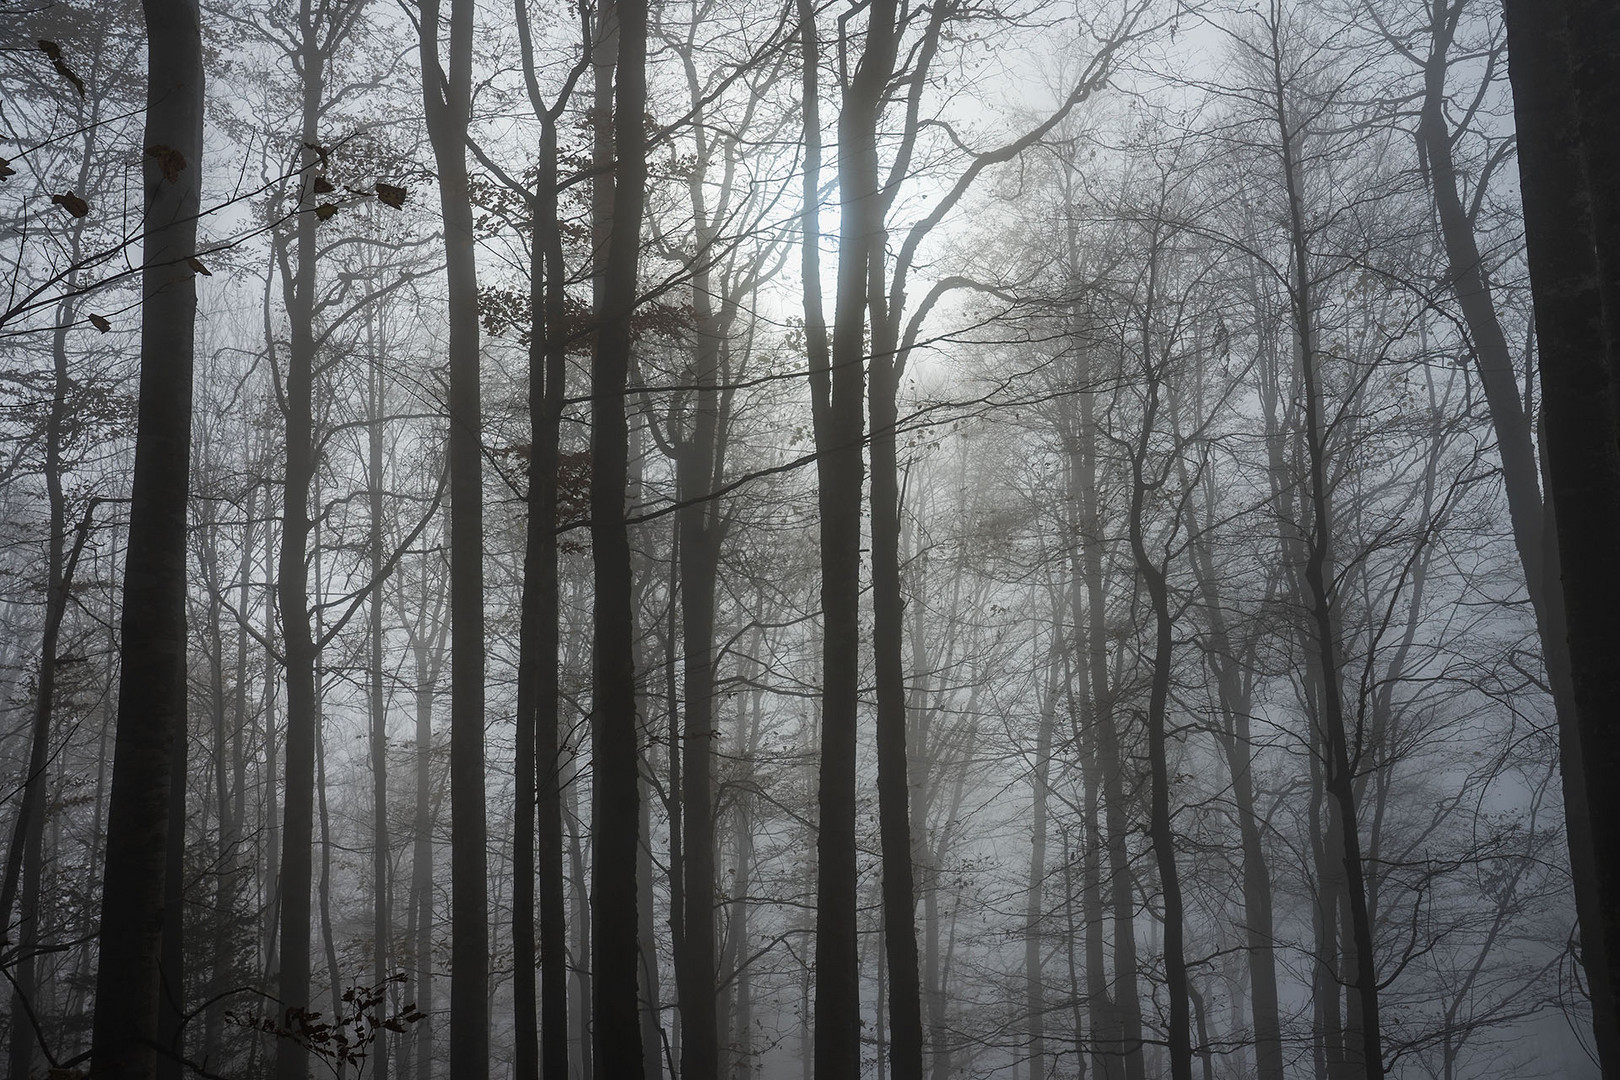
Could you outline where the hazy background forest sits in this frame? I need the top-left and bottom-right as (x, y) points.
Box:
(0, 0), (1611, 1078)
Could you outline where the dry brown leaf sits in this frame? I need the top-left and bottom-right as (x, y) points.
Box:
(147, 144), (187, 183)
(37, 40), (85, 98)
(51, 191), (89, 217)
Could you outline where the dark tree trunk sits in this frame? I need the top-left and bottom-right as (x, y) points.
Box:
(90, 0), (202, 1075)
(589, 1), (649, 1076)
(803, 5), (902, 1077)
(867, 340), (925, 1080)
(508, 4), (577, 1076)
(1126, 373), (1191, 1080)
(273, 18), (327, 1074)
(158, 703), (189, 1080)
(1502, 1), (1620, 1066)
(1417, 14), (1617, 1060)
(419, 0), (489, 1070)
(672, 75), (731, 1080)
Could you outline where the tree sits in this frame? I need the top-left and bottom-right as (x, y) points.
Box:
(589, 1), (650, 1076)
(418, 0), (489, 1072)
(1501, 0), (1620, 1068)
(89, 0), (203, 1076)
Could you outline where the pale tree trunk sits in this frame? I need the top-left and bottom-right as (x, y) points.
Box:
(402, 559), (447, 1080)
(369, 313), (392, 1080)
(1025, 656), (1059, 1080)
(7, 95), (102, 1064)
(1266, 18), (1384, 1070)
(1064, 306), (1144, 1080)
(204, 481), (256, 1067)
(90, 0), (202, 1074)
(6, 297), (78, 1080)
(1186, 522), (1284, 1080)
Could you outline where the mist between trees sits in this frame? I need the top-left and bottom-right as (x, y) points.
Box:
(2, 0), (1618, 1079)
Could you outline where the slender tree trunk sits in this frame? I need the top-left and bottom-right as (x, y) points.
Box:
(1025, 661), (1058, 1080)
(408, 602), (442, 1080)
(803, 5), (902, 1077)
(6, 300), (76, 1080)
(567, 771), (593, 1080)
(1192, 571), (1283, 1080)
(1128, 442), (1191, 1080)
(273, 18), (327, 1073)
(205, 483), (254, 1067)
(370, 320), (392, 1080)
(1068, 317), (1143, 1080)
(90, 0), (201, 1074)
(674, 122), (726, 1080)
(419, 0), (489, 1069)
(507, 2), (575, 1069)
(1270, 34), (1384, 1071)
(589, 1), (649, 1075)
(1124, 245), (1191, 1080)
(868, 298), (925, 1080)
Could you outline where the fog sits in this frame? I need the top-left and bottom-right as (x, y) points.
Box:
(0, 1), (1610, 1078)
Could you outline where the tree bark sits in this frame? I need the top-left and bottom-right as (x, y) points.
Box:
(90, 0), (202, 1074)
(369, 303), (393, 1080)
(272, 14), (327, 1072)
(589, 0), (649, 1075)
(1126, 366), (1191, 1080)
(1501, 1), (1620, 1066)
(803, 4), (901, 1077)
(1268, 23), (1384, 1070)
(419, 0), (489, 1070)
(1416, 14), (1617, 1060)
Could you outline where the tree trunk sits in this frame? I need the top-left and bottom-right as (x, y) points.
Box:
(1269, 39), (1384, 1072)
(6, 300), (77, 1080)
(673, 83), (729, 1078)
(868, 286), (925, 1080)
(589, 0), (649, 1075)
(407, 587), (444, 1080)
(803, 4), (902, 1077)
(90, 0), (202, 1074)
(157, 713), (189, 1080)
(419, 0), (489, 1069)
(366, 321), (392, 1080)
(1025, 661), (1058, 1080)
(273, 17), (327, 1073)
(1501, 1), (1620, 1065)
(1126, 384), (1191, 1080)
(1417, 15), (1618, 1061)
